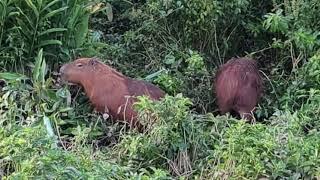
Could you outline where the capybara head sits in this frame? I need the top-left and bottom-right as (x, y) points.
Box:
(214, 57), (263, 121)
(59, 57), (102, 85)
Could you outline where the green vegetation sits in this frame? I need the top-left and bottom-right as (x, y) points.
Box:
(1, 0), (320, 179)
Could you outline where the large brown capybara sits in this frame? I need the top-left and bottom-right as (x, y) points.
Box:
(214, 57), (263, 121)
(59, 57), (165, 129)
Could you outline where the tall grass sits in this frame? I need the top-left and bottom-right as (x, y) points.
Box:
(0, 0), (106, 73)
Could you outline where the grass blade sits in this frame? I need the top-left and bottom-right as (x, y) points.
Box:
(39, 54), (46, 84)
(25, 0), (39, 18)
(74, 13), (89, 47)
(0, 72), (28, 81)
(33, 48), (43, 82)
(43, 115), (58, 148)
(39, 28), (67, 36)
(42, 6), (68, 20)
(41, 0), (61, 12)
(36, 40), (63, 48)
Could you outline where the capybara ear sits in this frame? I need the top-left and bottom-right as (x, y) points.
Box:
(89, 57), (99, 66)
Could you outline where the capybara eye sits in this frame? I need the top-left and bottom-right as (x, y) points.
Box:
(76, 63), (83, 68)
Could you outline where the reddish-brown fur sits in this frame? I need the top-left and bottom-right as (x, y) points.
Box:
(59, 57), (165, 128)
(214, 57), (263, 121)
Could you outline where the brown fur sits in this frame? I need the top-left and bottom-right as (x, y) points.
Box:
(59, 57), (165, 128)
(214, 57), (263, 121)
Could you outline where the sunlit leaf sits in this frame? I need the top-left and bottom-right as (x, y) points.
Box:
(145, 69), (166, 81)
(106, 3), (113, 22)
(0, 72), (28, 81)
(33, 48), (43, 82)
(43, 115), (58, 148)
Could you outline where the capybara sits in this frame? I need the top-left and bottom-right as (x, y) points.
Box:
(59, 57), (165, 128)
(214, 57), (263, 121)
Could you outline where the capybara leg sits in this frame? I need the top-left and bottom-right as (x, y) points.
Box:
(219, 107), (231, 116)
(218, 100), (233, 115)
(239, 110), (254, 122)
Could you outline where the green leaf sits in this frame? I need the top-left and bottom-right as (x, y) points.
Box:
(42, 6), (68, 20)
(39, 55), (46, 84)
(36, 40), (63, 48)
(106, 3), (113, 22)
(43, 115), (58, 148)
(59, 107), (73, 113)
(164, 54), (176, 65)
(25, 0), (39, 18)
(16, 8), (35, 31)
(41, 0), (61, 12)
(39, 28), (67, 36)
(16, 18), (33, 40)
(0, 72), (28, 81)
(91, 42), (109, 48)
(74, 13), (89, 47)
(67, 5), (80, 29)
(33, 49), (43, 82)
(145, 69), (166, 81)
(8, 11), (20, 17)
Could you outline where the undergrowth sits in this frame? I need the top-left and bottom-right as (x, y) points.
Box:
(1, 0), (320, 179)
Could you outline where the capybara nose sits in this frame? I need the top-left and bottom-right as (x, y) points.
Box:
(59, 65), (66, 75)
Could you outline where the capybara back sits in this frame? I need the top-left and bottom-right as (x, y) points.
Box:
(214, 57), (263, 120)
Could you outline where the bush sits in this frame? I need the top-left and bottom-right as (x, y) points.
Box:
(203, 112), (320, 179)
(0, 0), (106, 72)
(110, 94), (235, 177)
(0, 124), (171, 179)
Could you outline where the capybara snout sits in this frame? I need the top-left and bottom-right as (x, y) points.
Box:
(59, 58), (98, 85)
(214, 57), (263, 121)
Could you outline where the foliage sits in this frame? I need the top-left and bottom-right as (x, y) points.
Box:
(0, 124), (171, 179)
(112, 94), (234, 177)
(1, 0), (320, 179)
(0, 49), (171, 179)
(203, 113), (320, 179)
(263, 0), (320, 69)
(0, 0), (108, 73)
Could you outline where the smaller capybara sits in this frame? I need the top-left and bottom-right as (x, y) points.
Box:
(214, 57), (263, 121)
(59, 57), (165, 128)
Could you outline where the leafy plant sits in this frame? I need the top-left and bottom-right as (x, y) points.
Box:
(263, 9), (289, 33)
(203, 114), (320, 179)
(0, 124), (171, 179)
(0, 0), (107, 72)
(112, 94), (232, 177)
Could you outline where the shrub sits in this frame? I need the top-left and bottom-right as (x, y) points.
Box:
(112, 94), (234, 177)
(0, 124), (171, 179)
(263, 0), (320, 69)
(0, 0), (106, 72)
(203, 112), (320, 179)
